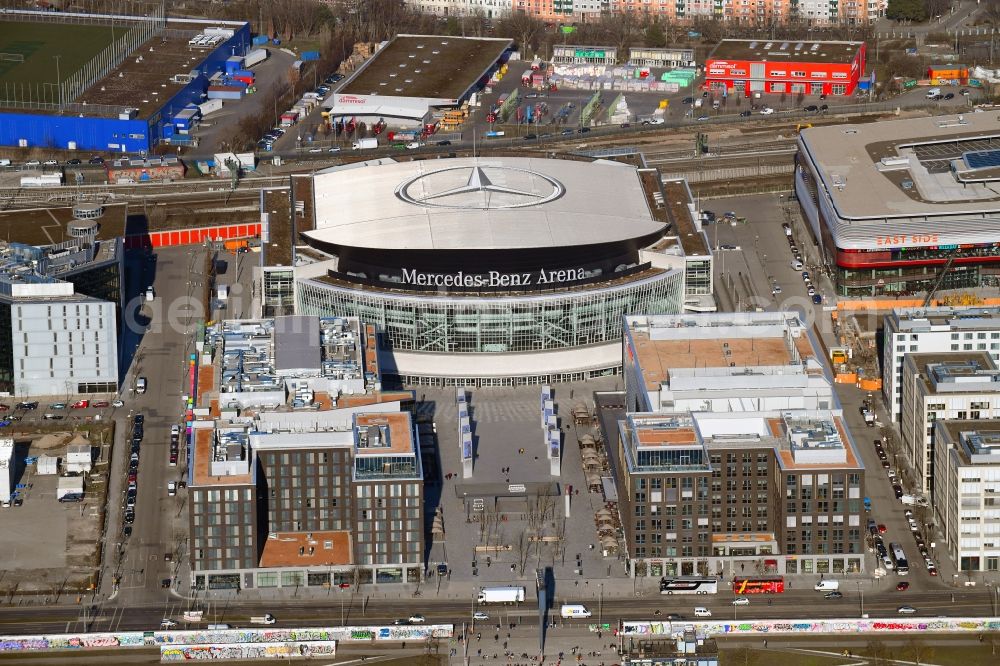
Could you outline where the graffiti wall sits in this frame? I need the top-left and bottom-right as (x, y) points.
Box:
(0, 625), (453, 654)
(620, 617), (1000, 637)
(161, 641), (336, 661)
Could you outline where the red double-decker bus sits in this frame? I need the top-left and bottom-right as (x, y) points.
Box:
(732, 576), (785, 594)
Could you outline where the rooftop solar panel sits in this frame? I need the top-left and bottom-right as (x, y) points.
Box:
(963, 149), (1000, 171)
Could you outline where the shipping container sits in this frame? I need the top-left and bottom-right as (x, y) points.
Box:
(199, 99), (224, 116)
(233, 69), (255, 79)
(252, 35), (269, 46)
(225, 55), (243, 74)
(280, 112), (299, 126)
(207, 86), (244, 101)
(244, 49), (268, 68)
(232, 75), (254, 86)
(301, 50), (320, 61)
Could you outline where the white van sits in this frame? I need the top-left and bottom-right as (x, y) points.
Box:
(207, 624), (230, 630)
(925, 87), (941, 99)
(135, 377), (147, 394)
(560, 604), (592, 619)
(694, 607), (712, 618)
(814, 580), (840, 592)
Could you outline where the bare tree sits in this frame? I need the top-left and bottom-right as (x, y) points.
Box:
(903, 638), (933, 666)
(497, 11), (545, 58)
(514, 531), (531, 575)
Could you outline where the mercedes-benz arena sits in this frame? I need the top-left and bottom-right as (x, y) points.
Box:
(293, 156), (706, 386)
(796, 113), (1000, 298)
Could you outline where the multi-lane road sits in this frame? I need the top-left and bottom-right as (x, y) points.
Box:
(0, 587), (994, 636)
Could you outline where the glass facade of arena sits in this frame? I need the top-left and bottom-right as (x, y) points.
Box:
(297, 271), (684, 355)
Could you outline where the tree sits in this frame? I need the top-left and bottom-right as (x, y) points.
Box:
(886, 0), (928, 22)
(903, 639), (933, 666)
(496, 11), (544, 58)
(645, 22), (666, 49)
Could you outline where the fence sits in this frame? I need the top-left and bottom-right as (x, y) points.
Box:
(0, 6), (166, 110)
(662, 163), (794, 184)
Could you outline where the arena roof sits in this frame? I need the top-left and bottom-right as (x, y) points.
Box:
(799, 113), (1000, 223)
(307, 157), (663, 251)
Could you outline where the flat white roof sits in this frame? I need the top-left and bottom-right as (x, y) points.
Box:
(307, 157), (661, 251)
(801, 112), (1000, 219)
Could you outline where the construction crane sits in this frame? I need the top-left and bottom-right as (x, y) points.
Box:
(922, 250), (958, 307)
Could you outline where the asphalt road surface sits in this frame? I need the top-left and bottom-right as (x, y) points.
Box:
(0, 586), (994, 636)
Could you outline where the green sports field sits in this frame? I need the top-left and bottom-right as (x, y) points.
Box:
(0, 20), (118, 87)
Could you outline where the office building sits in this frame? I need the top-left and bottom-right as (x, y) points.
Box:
(796, 113), (1000, 297)
(901, 352), (1000, 496)
(188, 316), (423, 590)
(616, 313), (865, 579)
(882, 307), (1000, 422)
(933, 420), (1000, 573)
(0, 233), (121, 397)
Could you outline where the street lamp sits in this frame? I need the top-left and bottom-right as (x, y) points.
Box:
(599, 582), (604, 626)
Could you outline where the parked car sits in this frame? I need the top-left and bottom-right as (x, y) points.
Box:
(93, 401), (110, 408)
(897, 606), (917, 614)
(49, 402), (66, 409)
(759, 107), (775, 115)
(112, 399), (124, 407)
(824, 591), (843, 599)
(732, 597), (750, 606)
(944, 93), (955, 100)
(473, 611), (489, 620)
(70, 400), (89, 409)
(739, 110), (752, 117)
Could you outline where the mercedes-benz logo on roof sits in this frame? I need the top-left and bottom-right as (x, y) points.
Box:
(395, 164), (565, 210)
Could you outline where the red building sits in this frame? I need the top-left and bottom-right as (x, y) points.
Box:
(705, 40), (866, 98)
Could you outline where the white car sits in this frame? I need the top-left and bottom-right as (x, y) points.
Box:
(473, 611), (489, 621)
(759, 107), (775, 115)
(328, 147), (341, 153)
(732, 597), (750, 606)
(897, 606), (917, 614)
(145, 286), (154, 301)
(112, 399), (124, 408)
(42, 159), (58, 166)
(167, 481), (177, 497)
(648, 118), (665, 125)
(160, 618), (178, 628)
(408, 614), (425, 623)
(25, 160), (40, 166)
(406, 141), (422, 150)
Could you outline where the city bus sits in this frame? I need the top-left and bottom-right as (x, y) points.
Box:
(732, 576), (785, 594)
(659, 577), (719, 595)
(890, 542), (909, 575)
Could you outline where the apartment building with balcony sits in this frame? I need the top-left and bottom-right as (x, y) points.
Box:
(187, 315), (421, 591)
(616, 312), (865, 579)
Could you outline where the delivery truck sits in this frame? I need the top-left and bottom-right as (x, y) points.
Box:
(352, 138), (378, 150)
(814, 580), (840, 592)
(477, 587), (525, 604)
(560, 604), (592, 619)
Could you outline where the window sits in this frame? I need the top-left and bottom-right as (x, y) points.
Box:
(792, 70), (806, 77)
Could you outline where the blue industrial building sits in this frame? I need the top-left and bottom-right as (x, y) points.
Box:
(0, 18), (251, 154)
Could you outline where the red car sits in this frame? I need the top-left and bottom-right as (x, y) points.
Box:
(0, 404), (8, 411)
(896, 582), (909, 591)
(93, 400), (110, 408)
(877, 524), (887, 534)
(70, 400), (89, 409)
